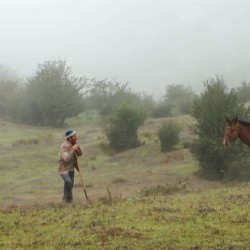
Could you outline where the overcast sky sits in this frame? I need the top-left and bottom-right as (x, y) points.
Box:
(1, 0), (250, 99)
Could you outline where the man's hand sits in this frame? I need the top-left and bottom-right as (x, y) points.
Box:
(72, 144), (80, 154)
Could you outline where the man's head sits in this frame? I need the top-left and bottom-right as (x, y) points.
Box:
(65, 130), (77, 144)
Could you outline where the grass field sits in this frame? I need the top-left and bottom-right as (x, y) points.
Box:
(0, 114), (249, 249)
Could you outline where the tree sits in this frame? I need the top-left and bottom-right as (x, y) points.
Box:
(0, 65), (20, 119)
(237, 81), (250, 103)
(163, 84), (195, 115)
(104, 104), (147, 152)
(190, 76), (250, 180)
(0, 79), (18, 118)
(24, 59), (86, 127)
(5, 87), (28, 123)
(151, 102), (173, 118)
(85, 78), (155, 116)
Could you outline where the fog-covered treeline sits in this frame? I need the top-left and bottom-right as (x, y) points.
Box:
(0, 59), (198, 127)
(1, 59), (250, 128)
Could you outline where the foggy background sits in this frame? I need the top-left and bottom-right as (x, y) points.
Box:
(1, 0), (250, 99)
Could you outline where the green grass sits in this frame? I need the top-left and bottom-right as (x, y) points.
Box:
(0, 185), (249, 249)
(0, 114), (249, 249)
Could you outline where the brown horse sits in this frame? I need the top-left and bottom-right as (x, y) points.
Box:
(223, 117), (250, 148)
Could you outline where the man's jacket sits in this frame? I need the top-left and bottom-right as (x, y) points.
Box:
(57, 140), (82, 175)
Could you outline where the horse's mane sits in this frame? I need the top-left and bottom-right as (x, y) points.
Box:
(238, 120), (250, 127)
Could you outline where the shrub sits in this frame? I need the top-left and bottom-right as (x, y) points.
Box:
(104, 104), (147, 152)
(151, 102), (173, 118)
(158, 121), (181, 152)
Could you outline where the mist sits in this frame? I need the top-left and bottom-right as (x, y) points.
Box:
(1, 0), (250, 99)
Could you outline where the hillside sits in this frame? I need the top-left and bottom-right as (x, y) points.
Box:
(0, 115), (219, 205)
(0, 115), (249, 249)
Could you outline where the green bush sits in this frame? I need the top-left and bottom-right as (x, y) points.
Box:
(104, 104), (147, 152)
(222, 147), (250, 181)
(190, 76), (250, 180)
(151, 102), (173, 118)
(158, 121), (181, 152)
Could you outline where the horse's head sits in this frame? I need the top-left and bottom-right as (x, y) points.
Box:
(223, 117), (240, 147)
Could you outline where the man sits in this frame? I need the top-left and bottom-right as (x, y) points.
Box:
(57, 130), (83, 203)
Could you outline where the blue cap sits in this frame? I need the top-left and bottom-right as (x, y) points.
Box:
(65, 130), (77, 139)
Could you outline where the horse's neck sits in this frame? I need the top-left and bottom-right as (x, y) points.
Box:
(238, 124), (250, 147)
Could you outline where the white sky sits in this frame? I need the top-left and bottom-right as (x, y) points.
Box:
(1, 0), (250, 99)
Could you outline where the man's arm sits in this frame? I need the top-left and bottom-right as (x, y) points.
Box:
(72, 143), (83, 156)
(59, 142), (75, 162)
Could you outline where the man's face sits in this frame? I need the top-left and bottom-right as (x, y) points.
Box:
(68, 134), (77, 144)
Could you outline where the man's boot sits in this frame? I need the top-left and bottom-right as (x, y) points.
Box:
(68, 193), (73, 203)
(63, 193), (72, 203)
(62, 193), (67, 202)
